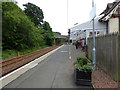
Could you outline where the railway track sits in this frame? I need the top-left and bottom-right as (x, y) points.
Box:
(0, 44), (62, 77)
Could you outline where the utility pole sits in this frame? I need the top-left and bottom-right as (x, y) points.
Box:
(92, 0), (96, 70)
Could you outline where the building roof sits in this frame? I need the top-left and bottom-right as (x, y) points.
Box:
(70, 17), (106, 33)
(69, 18), (106, 40)
(99, 1), (120, 21)
(99, 3), (113, 15)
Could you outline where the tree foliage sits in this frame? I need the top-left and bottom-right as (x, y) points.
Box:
(55, 38), (66, 45)
(2, 2), (45, 50)
(23, 2), (44, 26)
(41, 21), (54, 46)
(43, 21), (52, 32)
(53, 32), (61, 35)
(2, 2), (56, 55)
(2, 2), (54, 51)
(23, 3), (54, 46)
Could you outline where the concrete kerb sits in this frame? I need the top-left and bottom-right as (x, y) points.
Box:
(0, 45), (64, 88)
(91, 82), (95, 90)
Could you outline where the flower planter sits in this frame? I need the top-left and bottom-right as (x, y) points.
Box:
(74, 68), (92, 86)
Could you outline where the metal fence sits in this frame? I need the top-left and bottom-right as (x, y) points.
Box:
(87, 33), (120, 81)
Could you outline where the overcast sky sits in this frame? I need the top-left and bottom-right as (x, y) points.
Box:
(16, 0), (115, 35)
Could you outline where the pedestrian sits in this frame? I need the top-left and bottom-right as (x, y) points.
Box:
(81, 38), (85, 51)
(75, 40), (78, 49)
(79, 40), (81, 48)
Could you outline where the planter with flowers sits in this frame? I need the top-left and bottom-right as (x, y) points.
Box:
(73, 57), (93, 86)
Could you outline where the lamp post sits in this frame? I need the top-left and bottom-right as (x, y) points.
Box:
(92, 0), (96, 70)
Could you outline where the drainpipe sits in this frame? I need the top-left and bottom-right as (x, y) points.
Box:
(118, 4), (120, 33)
(119, 17), (120, 33)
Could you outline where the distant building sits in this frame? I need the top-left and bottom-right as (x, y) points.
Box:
(69, 18), (106, 44)
(99, 0), (120, 33)
(69, 0), (120, 44)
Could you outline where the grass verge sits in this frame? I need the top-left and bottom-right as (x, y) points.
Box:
(2, 45), (49, 60)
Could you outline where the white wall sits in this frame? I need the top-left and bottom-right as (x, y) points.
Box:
(109, 17), (119, 33)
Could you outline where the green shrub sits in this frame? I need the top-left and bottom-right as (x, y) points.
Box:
(75, 64), (82, 71)
(2, 49), (17, 59)
(74, 57), (92, 71)
(2, 45), (48, 60)
(77, 57), (88, 61)
(82, 65), (93, 70)
(2, 2), (46, 51)
(77, 56), (91, 65)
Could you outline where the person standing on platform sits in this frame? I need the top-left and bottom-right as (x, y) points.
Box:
(82, 38), (85, 51)
(75, 40), (78, 49)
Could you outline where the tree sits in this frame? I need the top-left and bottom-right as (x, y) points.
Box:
(41, 21), (54, 46)
(53, 32), (61, 35)
(23, 2), (44, 26)
(43, 21), (52, 32)
(23, 3), (55, 46)
(2, 2), (45, 50)
(43, 31), (54, 46)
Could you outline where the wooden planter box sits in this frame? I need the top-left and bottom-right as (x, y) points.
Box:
(74, 68), (92, 86)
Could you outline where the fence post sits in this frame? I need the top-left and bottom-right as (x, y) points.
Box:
(117, 34), (120, 81)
